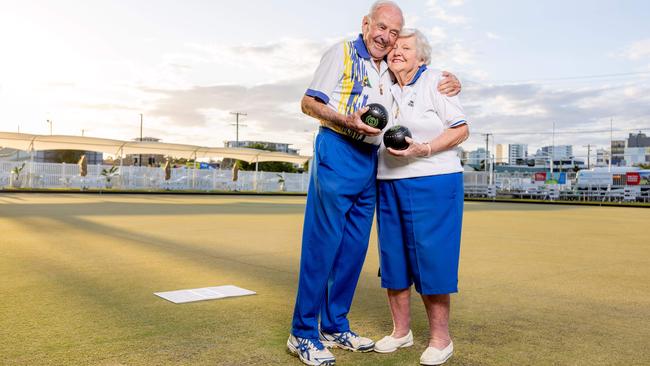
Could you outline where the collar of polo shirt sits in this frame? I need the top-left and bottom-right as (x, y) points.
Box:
(406, 65), (428, 86)
(353, 34), (371, 60)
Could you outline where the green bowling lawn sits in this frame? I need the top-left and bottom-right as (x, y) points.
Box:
(1, 194), (649, 365)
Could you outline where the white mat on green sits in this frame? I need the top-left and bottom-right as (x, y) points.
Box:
(155, 285), (256, 304)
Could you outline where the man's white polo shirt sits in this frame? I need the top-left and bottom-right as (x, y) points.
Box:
(306, 34), (394, 145)
(377, 66), (468, 179)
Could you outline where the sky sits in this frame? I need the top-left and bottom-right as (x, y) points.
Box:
(1, 0), (649, 159)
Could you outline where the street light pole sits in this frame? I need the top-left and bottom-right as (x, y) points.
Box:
(609, 118), (613, 172)
(481, 133), (492, 185)
(46, 119), (52, 135)
(550, 121), (555, 177)
(139, 113), (143, 167)
(230, 112), (247, 146)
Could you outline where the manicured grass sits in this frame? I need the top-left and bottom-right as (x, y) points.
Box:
(1, 194), (648, 365)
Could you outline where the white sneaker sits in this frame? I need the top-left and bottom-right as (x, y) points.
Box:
(287, 334), (336, 366)
(374, 330), (414, 353)
(319, 330), (375, 352)
(420, 341), (453, 365)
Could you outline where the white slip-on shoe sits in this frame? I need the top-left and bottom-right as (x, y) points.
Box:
(287, 334), (336, 366)
(319, 330), (375, 352)
(374, 330), (414, 353)
(420, 341), (453, 365)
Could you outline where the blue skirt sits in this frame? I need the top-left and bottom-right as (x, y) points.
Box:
(377, 173), (464, 295)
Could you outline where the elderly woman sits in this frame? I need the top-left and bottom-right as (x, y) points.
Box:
(373, 28), (469, 365)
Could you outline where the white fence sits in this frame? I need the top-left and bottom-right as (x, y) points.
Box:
(0, 161), (310, 193)
(463, 171), (496, 197)
(3, 161), (648, 202)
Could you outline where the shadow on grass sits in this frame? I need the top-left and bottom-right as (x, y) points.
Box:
(0, 193), (26, 202)
(4, 211), (423, 365)
(2, 250), (302, 365)
(5, 197), (649, 365)
(3, 213), (306, 363)
(4, 200), (307, 217)
(13, 213), (300, 277)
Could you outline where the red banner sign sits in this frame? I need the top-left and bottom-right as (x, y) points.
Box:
(534, 172), (547, 181)
(626, 172), (640, 185)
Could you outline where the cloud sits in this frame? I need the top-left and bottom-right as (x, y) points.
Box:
(426, 28), (480, 71)
(76, 103), (139, 111)
(140, 68), (650, 158)
(426, 0), (469, 25)
(187, 38), (332, 84)
(429, 26), (448, 45)
(403, 13), (421, 28)
(6, 14), (647, 160)
(618, 39), (650, 61)
(460, 80), (650, 155)
(138, 75), (319, 152)
(46, 81), (77, 88)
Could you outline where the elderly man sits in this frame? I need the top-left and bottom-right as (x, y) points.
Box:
(288, 2), (461, 365)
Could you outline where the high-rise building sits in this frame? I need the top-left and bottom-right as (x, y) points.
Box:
(627, 132), (650, 148)
(496, 144), (506, 164)
(508, 144), (528, 165)
(611, 140), (625, 166)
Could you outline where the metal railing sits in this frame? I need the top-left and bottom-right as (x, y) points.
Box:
(0, 161), (309, 193)
(2, 161), (649, 202)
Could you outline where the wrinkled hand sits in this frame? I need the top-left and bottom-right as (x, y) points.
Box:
(343, 107), (381, 136)
(437, 71), (461, 97)
(387, 137), (429, 157)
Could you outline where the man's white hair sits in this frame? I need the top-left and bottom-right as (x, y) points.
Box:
(368, 0), (405, 26)
(398, 28), (432, 65)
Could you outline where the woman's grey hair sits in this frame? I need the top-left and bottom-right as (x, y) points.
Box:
(368, 0), (405, 26)
(398, 28), (432, 65)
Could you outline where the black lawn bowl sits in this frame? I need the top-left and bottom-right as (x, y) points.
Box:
(383, 125), (412, 150)
(360, 103), (388, 130)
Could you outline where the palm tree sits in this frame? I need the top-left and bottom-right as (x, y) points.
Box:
(100, 166), (119, 188)
(10, 163), (26, 188)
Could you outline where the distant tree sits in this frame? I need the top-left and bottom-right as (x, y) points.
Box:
(638, 163), (650, 169)
(236, 143), (298, 173)
(51, 150), (85, 163)
(171, 157), (188, 165)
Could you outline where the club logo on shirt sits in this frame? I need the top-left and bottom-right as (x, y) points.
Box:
(363, 76), (371, 88)
(408, 100), (415, 107)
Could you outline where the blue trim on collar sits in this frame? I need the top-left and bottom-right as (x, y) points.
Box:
(407, 65), (428, 86)
(353, 34), (371, 60)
